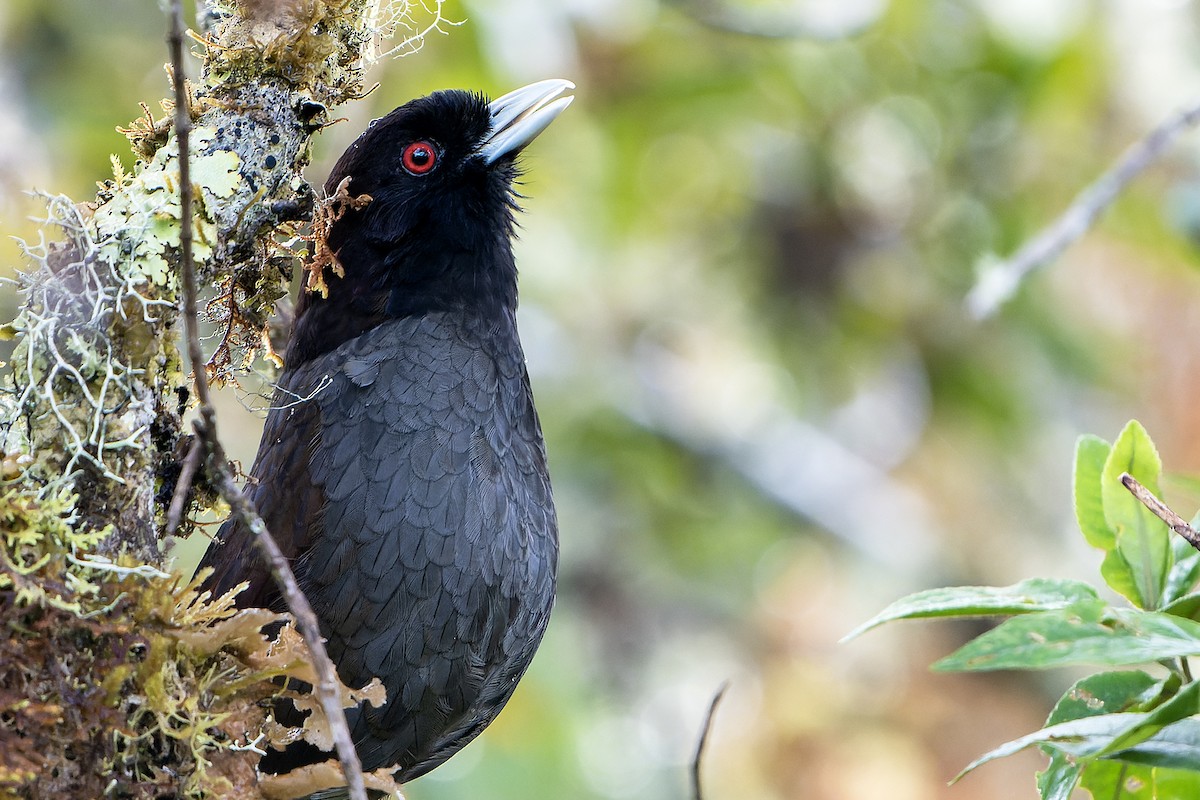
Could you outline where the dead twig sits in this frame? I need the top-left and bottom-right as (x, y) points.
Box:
(968, 98), (1200, 319)
(165, 3), (367, 798)
(1120, 473), (1200, 551)
(164, 435), (202, 537)
(692, 681), (729, 800)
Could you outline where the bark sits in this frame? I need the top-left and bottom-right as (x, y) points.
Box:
(0, 2), (447, 797)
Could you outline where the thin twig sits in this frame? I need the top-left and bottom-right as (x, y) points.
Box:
(692, 681), (729, 800)
(164, 4), (367, 798)
(1120, 472), (1200, 551)
(198, 411), (371, 797)
(165, 435), (202, 537)
(967, 97), (1200, 319)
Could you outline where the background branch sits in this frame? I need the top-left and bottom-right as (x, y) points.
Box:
(967, 97), (1200, 319)
(691, 681), (729, 800)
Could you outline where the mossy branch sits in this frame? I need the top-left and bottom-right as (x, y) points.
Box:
(0, 1), (449, 797)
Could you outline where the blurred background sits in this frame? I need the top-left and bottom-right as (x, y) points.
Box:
(6, 0), (1200, 798)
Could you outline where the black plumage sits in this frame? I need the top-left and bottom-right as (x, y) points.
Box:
(197, 80), (571, 787)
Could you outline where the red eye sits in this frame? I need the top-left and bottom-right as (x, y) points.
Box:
(402, 141), (438, 175)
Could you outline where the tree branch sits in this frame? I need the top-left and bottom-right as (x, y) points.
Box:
(166, 4), (367, 799)
(164, 434), (201, 537)
(201, 415), (369, 800)
(967, 97), (1200, 319)
(0, 1), (453, 795)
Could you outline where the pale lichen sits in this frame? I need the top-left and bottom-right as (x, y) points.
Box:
(0, 0), (448, 797)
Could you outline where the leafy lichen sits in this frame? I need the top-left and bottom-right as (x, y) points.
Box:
(0, 477), (382, 799)
(0, 1), (452, 796)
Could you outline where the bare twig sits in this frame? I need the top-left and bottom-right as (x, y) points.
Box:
(967, 98), (1200, 319)
(1120, 473), (1200, 551)
(199, 413), (370, 799)
(165, 4), (367, 798)
(692, 681), (729, 800)
(370, 0), (461, 60)
(165, 435), (201, 537)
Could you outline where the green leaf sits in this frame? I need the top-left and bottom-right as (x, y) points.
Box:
(1046, 671), (1173, 726)
(1162, 592), (1200, 622)
(1100, 549), (1142, 609)
(1076, 760), (1128, 799)
(1077, 761), (1200, 799)
(1075, 434), (1113, 549)
(842, 578), (1101, 640)
(1105, 719), (1200, 772)
(1152, 767), (1200, 796)
(1087, 680), (1200, 760)
(1102, 420), (1170, 609)
(961, 692), (1200, 783)
(956, 714), (1139, 780)
(1036, 751), (1080, 800)
(1150, 767), (1200, 795)
(1164, 522), (1200, 605)
(933, 603), (1200, 672)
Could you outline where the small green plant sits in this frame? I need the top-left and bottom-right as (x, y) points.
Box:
(850, 420), (1200, 798)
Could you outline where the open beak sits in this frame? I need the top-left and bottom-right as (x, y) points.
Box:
(480, 79), (575, 165)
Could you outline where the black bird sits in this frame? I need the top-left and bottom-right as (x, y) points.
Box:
(198, 79), (571, 791)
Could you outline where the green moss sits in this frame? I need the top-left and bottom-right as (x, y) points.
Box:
(0, 1), (422, 795)
(0, 482), (302, 798)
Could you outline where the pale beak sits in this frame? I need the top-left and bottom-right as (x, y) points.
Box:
(479, 79), (575, 165)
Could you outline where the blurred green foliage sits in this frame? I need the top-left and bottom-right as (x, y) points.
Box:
(6, 1), (1200, 798)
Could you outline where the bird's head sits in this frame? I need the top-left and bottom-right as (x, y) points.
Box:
(289, 79), (574, 365)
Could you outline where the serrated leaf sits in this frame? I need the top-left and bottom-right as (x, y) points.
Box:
(1075, 434), (1113, 549)
(933, 603), (1200, 672)
(1046, 671), (1171, 726)
(842, 578), (1101, 641)
(1102, 420), (1170, 609)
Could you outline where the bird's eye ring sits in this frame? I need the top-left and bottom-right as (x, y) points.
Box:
(402, 141), (439, 175)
